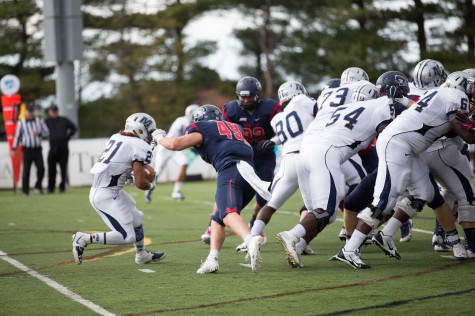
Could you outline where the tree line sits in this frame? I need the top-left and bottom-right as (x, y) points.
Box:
(0, 0), (473, 138)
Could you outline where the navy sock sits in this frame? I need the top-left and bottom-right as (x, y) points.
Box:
(463, 227), (475, 252)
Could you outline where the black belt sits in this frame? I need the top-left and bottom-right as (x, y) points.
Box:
(287, 150), (300, 154)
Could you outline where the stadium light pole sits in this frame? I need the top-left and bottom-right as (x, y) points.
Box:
(43, 0), (83, 135)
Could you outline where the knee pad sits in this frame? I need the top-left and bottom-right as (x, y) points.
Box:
(396, 197), (425, 218)
(456, 204), (475, 223)
(134, 225), (144, 242)
(357, 205), (383, 229)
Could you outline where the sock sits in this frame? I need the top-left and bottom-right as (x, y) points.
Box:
(345, 230), (367, 251)
(134, 239), (145, 253)
(381, 217), (403, 237)
(249, 215), (257, 228)
(434, 219), (444, 236)
(208, 249), (219, 260)
(251, 220), (266, 236)
(244, 234), (252, 246)
(463, 227), (475, 251)
(295, 238), (307, 254)
(173, 181), (183, 193)
(289, 224), (306, 239)
(445, 229), (461, 245)
(91, 231), (127, 245)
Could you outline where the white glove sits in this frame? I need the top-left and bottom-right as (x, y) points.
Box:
(152, 129), (166, 143)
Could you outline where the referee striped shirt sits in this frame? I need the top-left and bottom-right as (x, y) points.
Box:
(12, 117), (49, 149)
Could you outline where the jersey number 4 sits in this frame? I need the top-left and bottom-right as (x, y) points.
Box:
(326, 107), (365, 130)
(217, 121), (244, 141)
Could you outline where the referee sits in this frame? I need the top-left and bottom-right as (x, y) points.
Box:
(12, 104), (49, 195)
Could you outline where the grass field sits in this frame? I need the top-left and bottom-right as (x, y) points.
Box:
(1, 181), (475, 316)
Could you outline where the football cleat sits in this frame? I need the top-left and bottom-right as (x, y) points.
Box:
(72, 232), (88, 264)
(451, 241), (467, 260)
(144, 190), (152, 204)
(339, 227), (347, 241)
(171, 191), (185, 201)
(302, 244), (315, 255)
(135, 250), (166, 264)
(467, 249), (475, 259)
(432, 234), (452, 252)
(276, 231), (303, 268)
(330, 247), (371, 269)
(235, 241), (248, 253)
(399, 219), (413, 242)
(245, 235), (263, 272)
(372, 231), (401, 260)
(196, 257), (219, 274)
(201, 228), (211, 245)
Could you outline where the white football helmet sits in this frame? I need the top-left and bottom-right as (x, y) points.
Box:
(412, 59), (447, 89)
(185, 104), (199, 122)
(351, 82), (380, 103)
(124, 113), (157, 143)
(340, 67), (369, 85)
(277, 81), (307, 105)
(441, 71), (474, 94)
(463, 68), (475, 78)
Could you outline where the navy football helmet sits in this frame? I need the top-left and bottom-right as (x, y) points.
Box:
(193, 104), (223, 122)
(323, 78), (341, 89)
(236, 76), (262, 111)
(380, 71), (410, 99)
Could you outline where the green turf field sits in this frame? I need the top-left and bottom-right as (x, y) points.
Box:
(1, 181), (474, 315)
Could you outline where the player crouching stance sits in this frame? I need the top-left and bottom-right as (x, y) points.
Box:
(72, 113), (166, 265)
(156, 104), (271, 274)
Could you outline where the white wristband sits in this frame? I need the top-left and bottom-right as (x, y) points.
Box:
(396, 96), (411, 107)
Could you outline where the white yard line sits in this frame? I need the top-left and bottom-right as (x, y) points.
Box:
(0, 250), (116, 316)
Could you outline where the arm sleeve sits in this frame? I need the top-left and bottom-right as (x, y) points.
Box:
(12, 121), (23, 149)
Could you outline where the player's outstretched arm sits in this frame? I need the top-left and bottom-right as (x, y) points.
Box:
(159, 133), (203, 151)
(450, 113), (475, 144)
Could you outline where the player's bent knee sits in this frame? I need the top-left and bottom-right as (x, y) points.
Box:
(124, 233), (136, 244)
(457, 205), (475, 223)
(357, 207), (380, 229)
(396, 197), (425, 218)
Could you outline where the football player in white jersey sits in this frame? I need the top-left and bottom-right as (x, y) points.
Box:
(144, 104), (199, 203)
(334, 71), (475, 269)
(315, 67), (372, 239)
(72, 113), (166, 265)
(243, 81), (317, 256)
(276, 81), (388, 268)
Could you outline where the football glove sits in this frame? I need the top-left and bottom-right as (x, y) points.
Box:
(385, 85), (405, 99)
(125, 173), (134, 185)
(152, 129), (166, 143)
(257, 140), (275, 153)
(455, 111), (475, 133)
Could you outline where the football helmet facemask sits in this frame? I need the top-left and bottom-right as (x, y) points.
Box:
(442, 71), (474, 95)
(124, 113), (157, 143)
(236, 76), (262, 111)
(381, 71), (410, 99)
(193, 104), (224, 122)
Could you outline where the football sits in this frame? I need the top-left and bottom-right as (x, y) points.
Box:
(144, 165), (156, 182)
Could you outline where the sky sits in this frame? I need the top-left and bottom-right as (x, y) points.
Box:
(183, 9), (246, 81)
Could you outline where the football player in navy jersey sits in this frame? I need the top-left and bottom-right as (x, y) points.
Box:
(155, 104), (270, 274)
(200, 76), (280, 245)
(223, 77), (280, 225)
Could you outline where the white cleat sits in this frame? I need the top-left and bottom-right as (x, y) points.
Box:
(372, 231), (401, 260)
(72, 232), (88, 264)
(201, 228), (211, 245)
(196, 257), (219, 274)
(330, 247), (371, 269)
(451, 241), (467, 260)
(246, 235), (263, 272)
(135, 250), (166, 264)
(235, 241), (248, 253)
(276, 231), (303, 268)
(171, 191), (185, 201)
